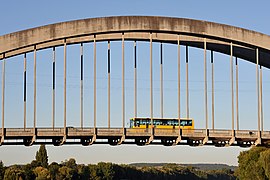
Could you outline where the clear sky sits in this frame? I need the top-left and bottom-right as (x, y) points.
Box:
(0, 0), (270, 166)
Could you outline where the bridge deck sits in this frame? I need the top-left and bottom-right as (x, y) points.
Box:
(0, 128), (269, 147)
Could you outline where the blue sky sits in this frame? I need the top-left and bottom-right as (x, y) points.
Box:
(0, 0), (270, 166)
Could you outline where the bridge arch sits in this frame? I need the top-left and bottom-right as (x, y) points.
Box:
(1, 16), (270, 67)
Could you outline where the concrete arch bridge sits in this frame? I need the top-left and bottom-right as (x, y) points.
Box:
(0, 16), (270, 147)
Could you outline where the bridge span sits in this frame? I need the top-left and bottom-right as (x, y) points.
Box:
(0, 127), (268, 147)
(1, 16), (270, 148)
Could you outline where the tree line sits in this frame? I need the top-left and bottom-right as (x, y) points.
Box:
(0, 145), (236, 180)
(235, 146), (270, 179)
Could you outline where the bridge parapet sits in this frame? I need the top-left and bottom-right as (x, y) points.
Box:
(154, 129), (179, 137)
(37, 128), (64, 137)
(126, 128), (152, 137)
(67, 128), (94, 137)
(5, 128), (34, 137)
(209, 130), (232, 138)
(262, 131), (270, 138)
(182, 129), (205, 137)
(97, 128), (124, 137)
(235, 130), (258, 139)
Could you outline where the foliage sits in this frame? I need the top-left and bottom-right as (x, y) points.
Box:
(77, 164), (90, 180)
(22, 163), (35, 180)
(96, 162), (115, 179)
(3, 165), (25, 180)
(48, 162), (60, 180)
(259, 149), (270, 179)
(235, 146), (268, 180)
(0, 147), (237, 180)
(35, 145), (48, 168)
(58, 158), (79, 179)
(0, 161), (236, 180)
(33, 166), (50, 180)
(0, 161), (4, 180)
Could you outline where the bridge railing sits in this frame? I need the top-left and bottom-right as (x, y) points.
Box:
(235, 130), (258, 138)
(37, 128), (64, 137)
(5, 128), (34, 137)
(154, 129), (179, 136)
(262, 131), (270, 138)
(209, 129), (232, 138)
(126, 128), (152, 136)
(97, 128), (124, 136)
(67, 127), (95, 136)
(182, 129), (205, 137)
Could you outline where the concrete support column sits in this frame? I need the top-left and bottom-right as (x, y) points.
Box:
(230, 43), (234, 135)
(160, 43), (163, 119)
(204, 39), (208, 133)
(80, 43), (84, 129)
(23, 53), (27, 130)
(211, 51), (215, 130)
(63, 41), (67, 136)
(52, 47), (55, 130)
(94, 36), (97, 130)
(177, 36), (181, 129)
(33, 46), (37, 130)
(150, 33), (153, 128)
(186, 46), (189, 118)
(108, 41), (111, 128)
(260, 65), (263, 132)
(134, 41), (137, 118)
(256, 48), (261, 138)
(122, 33), (125, 129)
(236, 57), (239, 131)
(1, 57), (5, 140)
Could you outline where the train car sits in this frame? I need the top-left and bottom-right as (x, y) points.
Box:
(130, 117), (194, 129)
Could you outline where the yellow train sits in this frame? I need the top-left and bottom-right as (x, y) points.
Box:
(130, 117), (194, 129)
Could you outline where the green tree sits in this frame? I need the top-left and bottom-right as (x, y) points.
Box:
(96, 162), (115, 180)
(77, 164), (90, 180)
(22, 163), (35, 180)
(88, 164), (98, 180)
(33, 166), (50, 180)
(3, 165), (25, 180)
(35, 145), (48, 168)
(58, 166), (77, 180)
(64, 158), (77, 169)
(48, 162), (60, 180)
(58, 159), (79, 180)
(0, 161), (5, 180)
(259, 149), (270, 179)
(235, 146), (267, 180)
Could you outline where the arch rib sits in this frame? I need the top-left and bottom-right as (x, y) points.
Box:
(1, 16), (270, 68)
